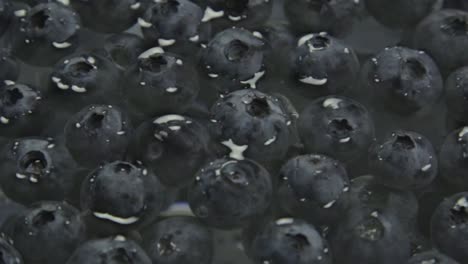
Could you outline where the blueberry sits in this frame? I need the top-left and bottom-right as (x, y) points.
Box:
(64, 105), (133, 168)
(12, 2), (81, 66)
(127, 114), (213, 187)
(368, 130), (437, 190)
(445, 66), (468, 120)
(408, 250), (459, 264)
(100, 33), (148, 71)
(48, 53), (121, 109)
(139, 0), (211, 48)
(431, 192), (468, 263)
(0, 82), (47, 137)
(439, 126), (468, 190)
(361, 46), (443, 115)
(329, 209), (411, 264)
(199, 28), (266, 98)
(277, 154), (349, 226)
(344, 175), (419, 233)
(122, 48), (199, 116)
(246, 218), (331, 264)
(193, 0), (272, 32)
(0, 0), (12, 38)
(284, 0), (362, 36)
(292, 33), (360, 96)
(210, 89), (294, 164)
(414, 9), (468, 74)
(258, 22), (295, 76)
(0, 49), (19, 83)
(0, 233), (24, 264)
(71, 0), (141, 33)
(365, 0), (441, 28)
(66, 236), (152, 264)
(80, 161), (170, 235)
(141, 216), (213, 264)
(298, 95), (375, 163)
(0, 137), (78, 205)
(188, 157), (272, 229)
(4, 201), (86, 264)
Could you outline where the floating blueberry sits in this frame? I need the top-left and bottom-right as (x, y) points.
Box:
(361, 46), (443, 115)
(100, 33), (148, 71)
(188, 157), (272, 229)
(298, 95), (375, 163)
(440, 126), (468, 190)
(0, 137), (78, 205)
(66, 236), (152, 264)
(141, 216), (213, 264)
(369, 130), (437, 190)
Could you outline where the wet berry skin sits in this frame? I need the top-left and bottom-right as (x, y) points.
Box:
(127, 114), (213, 187)
(431, 192), (468, 263)
(12, 2), (81, 66)
(139, 0), (210, 48)
(188, 157), (272, 229)
(365, 0), (440, 29)
(298, 95), (375, 163)
(48, 52), (121, 110)
(368, 130), (437, 190)
(141, 216), (213, 264)
(0, 233), (24, 264)
(99, 33), (148, 71)
(329, 208), (411, 264)
(0, 137), (78, 205)
(344, 175), (419, 234)
(0, 82), (47, 137)
(407, 250), (459, 264)
(445, 66), (468, 120)
(80, 161), (170, 236)
(66, 236), (152, 264)
(4, 201), (86, 264)
(284, 0), (362, 36)
(64, 104), (133, 169)
(292, 33), (360, 97)
(439, 127), (468, 190)
(277, 154), (350, 226)
(210, 89), (294, 165)
(0, 49), (19, 83)
(199, 28), (266, 99)
(122, 48), (199, 117)
(361, 46), (443, 115)
(245, 218), (331, 264)
(414, 9), (468, 74)
(71, 0), (141, 33)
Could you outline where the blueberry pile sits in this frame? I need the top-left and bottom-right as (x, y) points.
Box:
(1, 0), (468, 263)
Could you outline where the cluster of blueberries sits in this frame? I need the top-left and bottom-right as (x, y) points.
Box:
(1, 0), (468, 263)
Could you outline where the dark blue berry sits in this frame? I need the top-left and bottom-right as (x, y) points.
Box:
(368, 130), (437, 190)
(100, 33), (148, 71)
(122, 48), (199, 116)
(210, 89), (295, 165)
(298, 95), (375, 163)
(292, 33), (360, 97)
(141, 216), (213, 264)
(66, 236), (152, 264)
(408, 250), (459, 264)
(0, 137), (78, 205)
(361, 46), (443, 115)
(64, 104), (133, 168)
(431, 192), (468, 263)
(277, 154), (349, 226)
(188, 157), (272, 229)
(445, 66), (468, 120)
(246, 218), (331, 264)
(127, 114), (213, 187)
(439, 127), (468, 190)
(80, 161), (170, 235)
(13, 2), (81, 66)
(199, 28), (266, 98)
(4, 201), (86, 264)
(414, 9), (468, 74)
